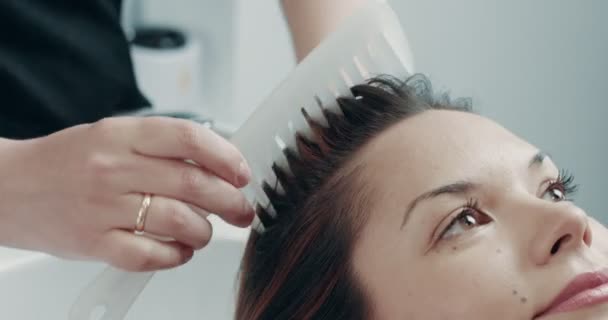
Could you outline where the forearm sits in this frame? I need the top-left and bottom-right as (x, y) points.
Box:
(281, 0), (366, 62)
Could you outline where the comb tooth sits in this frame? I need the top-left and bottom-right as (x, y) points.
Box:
(314, 95), (324, 109)
(333, 70), (354, 98)
(315, 87), (343, 116)
(272, 160), (294, 197)
(347, 57), (365, 84)
(270, 142), (290, 183)
(381, 31), (410, 75)
(255, 192), (277, 225)
(335, 68), (355, 105)
(260, 163), (276, 193)
(251, 212), (266, 233)
(300, 108), (316, 129)
(287, 120), (296, 137)
(263, 199), (277, 218)
(292, 109), (314, 141)
(339, 68), (355, 91)
(323, 83), (344, 115)
(274, 177), (285, 195)
(282, 120), (298, 152)
(255, 184), (273, 215)
(272, 134), (293, 177)
(369, 32), (402, 74)
(362, 42), (382, 77)
(323, 81), (344, 115)
(258, 179), (279, 219)
(274, 91), (305, 151)
(275, 123), (298, 156)
(328, 81), (341, 98)
(273, 133), (287, 151)
(353, 53), (372, 80)
(271, 135), (296, 199)
(301, 95), (327, 127)
(300, 109), (326, 144)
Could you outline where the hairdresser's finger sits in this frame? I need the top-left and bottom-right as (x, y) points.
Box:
(119, 156), (254, 227)
(131, 117), (251, 188)
(122, 196), (213, 250)
(96, 229), (194, 272)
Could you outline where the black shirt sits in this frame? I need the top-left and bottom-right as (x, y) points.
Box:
(0, 0), (149, 139)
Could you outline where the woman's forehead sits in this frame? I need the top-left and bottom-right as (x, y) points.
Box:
(356, 110), (539, 190)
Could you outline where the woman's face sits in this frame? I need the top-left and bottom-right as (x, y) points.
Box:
(351, 110), (608, 319)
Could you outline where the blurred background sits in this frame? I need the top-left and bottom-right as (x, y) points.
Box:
(126, 0), (607, 222)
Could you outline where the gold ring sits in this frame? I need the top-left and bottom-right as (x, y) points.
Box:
(134, 194), (153, 235)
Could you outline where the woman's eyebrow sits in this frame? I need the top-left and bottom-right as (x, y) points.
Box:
(400, 151), (551, 229)
(529, 150), (551, 168)
(400, 181), (477, 229)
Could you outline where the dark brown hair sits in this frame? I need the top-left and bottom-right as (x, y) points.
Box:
(235, 74), (471, 320)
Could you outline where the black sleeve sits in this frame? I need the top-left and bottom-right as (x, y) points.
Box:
(0, 0), (149, 139)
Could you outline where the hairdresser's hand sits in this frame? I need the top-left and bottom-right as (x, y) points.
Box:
(0, 117), (254, 271)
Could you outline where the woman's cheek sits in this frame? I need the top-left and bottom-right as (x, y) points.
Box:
(588, 216), (608, 256)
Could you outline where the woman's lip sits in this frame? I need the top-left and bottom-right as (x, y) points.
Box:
(536, 269), (608, 318)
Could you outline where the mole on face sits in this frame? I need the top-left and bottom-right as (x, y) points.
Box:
(512, 289), (527, 303)
(452, 246), (458, 251)
(496, 248), (502, 254)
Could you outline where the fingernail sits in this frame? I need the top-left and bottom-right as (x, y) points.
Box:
(240, 201), (255, 225)
(236, 161), (251, 186)
(182, 248), (194, 263)
(243, 199), (255, 215)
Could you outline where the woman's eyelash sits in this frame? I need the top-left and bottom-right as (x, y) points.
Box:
(439, 198), (480, 239)
(464, 197), (480, 211)
(558, 169), (578, 194)
(552, 169), (578, 198)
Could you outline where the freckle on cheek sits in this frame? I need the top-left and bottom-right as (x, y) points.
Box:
(452, 246), (458, 251)
(520, 297), (527, 304)
(512, 290), (518, 295)
(496, 249), (502, 254)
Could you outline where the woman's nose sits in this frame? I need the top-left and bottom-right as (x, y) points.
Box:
(528, 200), (592, 266)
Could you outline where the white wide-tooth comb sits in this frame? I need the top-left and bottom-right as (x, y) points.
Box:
(232, 0), (414, 232)
(68, 0), (413, 319)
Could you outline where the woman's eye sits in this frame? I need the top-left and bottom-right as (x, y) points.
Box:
(439, 207), (491, 241)
(542, 183), (566, 202)
(542, 170), (577, 202)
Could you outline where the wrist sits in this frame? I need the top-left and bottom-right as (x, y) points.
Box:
(0, 138), (20, 179)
